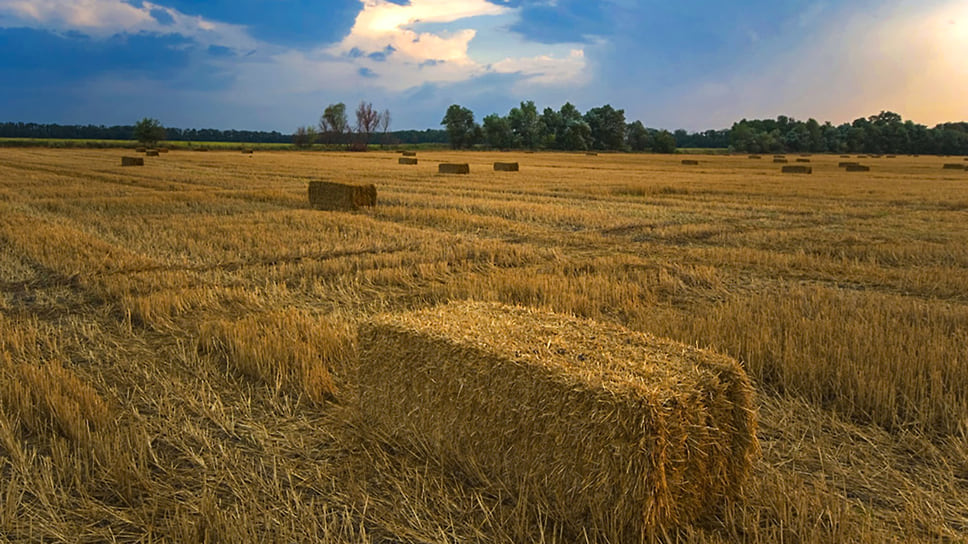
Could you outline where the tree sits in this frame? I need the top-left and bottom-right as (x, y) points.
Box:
(354, 101), (381, 149)
(482, 114), (514, 149)
(651, 130), (677, 153)
(441, 104), (480, 149)
(133, 117), (165, 146)
(626, 121), (651, 151)
(320, 103), (349, 146)
(558, 102), (590, 151)
(379, 108), (391, 147)
(584, 105), (627, 150)
(508, 100), (540, 149)
(292, 126), (317, 148)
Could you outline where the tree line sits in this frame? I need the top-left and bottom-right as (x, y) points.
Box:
(441, 102), (677, 153)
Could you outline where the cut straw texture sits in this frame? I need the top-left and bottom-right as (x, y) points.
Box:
(308, 181), (376, 210)
(121, 156), (144, 166)
(438, 163), (470, 174)
(358, 301), (758, 540)
(493, 162), (519, 171)
(781, 165), (812, 174)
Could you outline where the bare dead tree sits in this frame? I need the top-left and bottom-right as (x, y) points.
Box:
(354, 101), (381, 150)
(379, 108), (391, 148)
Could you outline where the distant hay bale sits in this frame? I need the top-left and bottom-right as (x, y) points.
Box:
(845, 164), (870, 172)
(886, 155), (896, 158)
(795, 158), (810, 163)
(241, 149), (253, 154)
(438, 163), (470, 174)
(121, 156), (144, 166)
(402, 151), (417, 157)
(681, 159), (699, 165)
(307, 180), (376, 210)
(840, 155), (851, 158)
(358, 302), (758, 540)
(839, 161), (860, 168)
(748, 155), (761, 159)
(773, 155), (786, 159)
(856, 155), (868, 158)
(398, 157), (418, 165)
(158, 148), (169, 153)
(781, 165), (812, 174)
(773, 158), (788, 163)
(135, 146), (146, 153)
(585, 152), (598, 156)
(493, 162), (519, 172)
(145, 150), (159, 157)
(943, 163), (966, 170)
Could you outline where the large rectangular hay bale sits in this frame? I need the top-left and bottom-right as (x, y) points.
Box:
(121, 156), (144, 166)
(307, 180), (376, 210)
(681, 159), (699, 165)
(845, 164), (870, 172)
(943, 163), (966, 170)
(781, 165), (812, 174)
(398, 157), (418, 165)
(493, 161), (519, 171)
(401, 151), (417, 157)
(438, 163), (470, 174)
(359, 301), (758, 539)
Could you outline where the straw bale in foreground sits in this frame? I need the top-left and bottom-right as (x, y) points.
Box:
(358, 301), (758, 539)
(493, 161), (519, 171)
(308, 180), (376, 210)
(438, 163), (470, 174)
(121, 156), (144, 166)
(398, 157), (418, 165)
(782, 165), (812, 174)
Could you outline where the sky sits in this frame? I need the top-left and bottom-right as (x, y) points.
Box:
(0, 0), (966, 132)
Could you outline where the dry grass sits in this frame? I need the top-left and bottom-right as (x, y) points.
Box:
(1, 148), (967, 541)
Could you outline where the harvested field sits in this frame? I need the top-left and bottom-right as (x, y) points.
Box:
(839, 161), (860, 167)
(1, 148), (967, 543)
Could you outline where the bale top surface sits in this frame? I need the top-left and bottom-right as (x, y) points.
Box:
(369, 301), (744, 398)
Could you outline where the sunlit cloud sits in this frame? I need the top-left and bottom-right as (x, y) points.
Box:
(671, 0), (968, 128)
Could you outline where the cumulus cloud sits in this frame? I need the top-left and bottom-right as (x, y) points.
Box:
(671, 0), (968, 128)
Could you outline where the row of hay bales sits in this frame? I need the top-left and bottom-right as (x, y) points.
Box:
(357, 301), (758, 540)
(397, 159), (520, 173)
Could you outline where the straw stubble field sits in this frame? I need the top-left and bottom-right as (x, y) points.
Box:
(0, 148), (967, 542)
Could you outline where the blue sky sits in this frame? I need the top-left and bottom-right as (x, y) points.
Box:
(0, 0), (965, 132)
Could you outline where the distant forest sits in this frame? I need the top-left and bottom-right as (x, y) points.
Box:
(3, 109), (967, 155)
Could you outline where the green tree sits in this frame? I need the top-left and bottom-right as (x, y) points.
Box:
(508, 100), (540, 149)
(626, 121), (651, 151)
(133, 117), (165, 146)
(584, 105), (627, 150)
(482, 114), (514, 149)
(441, 104), (480, 149)
(651, 130), (677, 153)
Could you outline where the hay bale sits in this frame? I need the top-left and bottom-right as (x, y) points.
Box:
(135, 147), (146, 153)
(398, 157), (418, 165)
(943, 163), (966, 170)
(845, 164), (870, 172)
(773, 158), (788, 163)
(681, 159), (699, 165)
(585, 152), (598, 156)
(493, 162), (519, 172)
(886, 155), (896, 158)
(307, 181), (376, 210)
(856, 155), (868, 158)
(839, 161), (860, 168)
(840, 155), (851, 158)
(438, 163), (470, 174)
(795, 158), (810, 163)
(773, 155), (786, 159)
(359, 302), (757, 540)
(121, 156), (144, 166)
(748, 155), (761, 159)
(781, 165), (812, 174)
(158, 148), (169, 153)
(402, 151), (417, 157)
(241, 149), (253, 154)
(145, 149), (159, 157)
